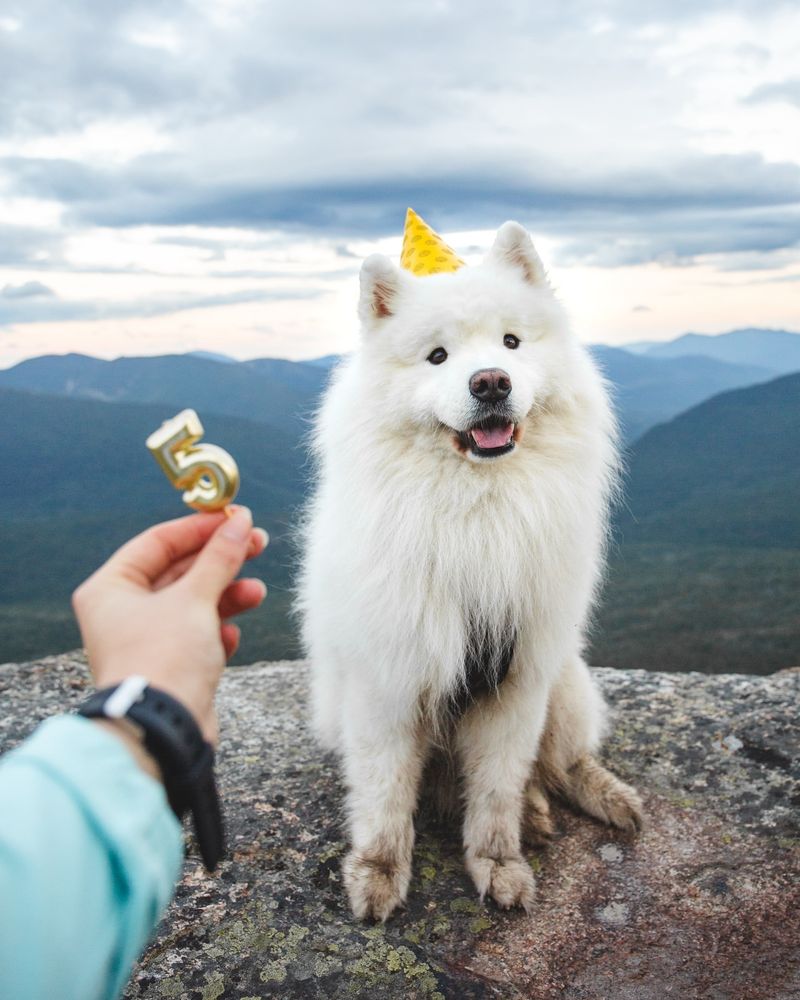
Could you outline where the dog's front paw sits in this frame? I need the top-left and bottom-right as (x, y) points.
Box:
(343, 850), (410, 922)
(465, 852), (536, 913)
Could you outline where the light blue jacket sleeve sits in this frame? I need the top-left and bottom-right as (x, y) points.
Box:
(0, 715), (184, 1000)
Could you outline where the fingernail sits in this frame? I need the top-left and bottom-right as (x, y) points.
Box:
(255, 579), (268, 600)
(221, 506), (252, 541)
(253, 527), (269, 549)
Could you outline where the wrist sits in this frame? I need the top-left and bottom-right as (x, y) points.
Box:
(92, 717), (164, 785)
(76, 678), (226, 870)
(90, 665), (216, 745)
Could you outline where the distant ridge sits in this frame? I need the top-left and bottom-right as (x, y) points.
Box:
(619, 371), (800, 548)
(589, 345), (774, 441)
(623, 327), (800, 373)
(1, 358), (798, 672)
(0, 352), (330, 434)
(188, 350), (237, 364)
(0, 384), (305, 656)
(2, 334), (786, 445)
(0, 385), (304, 522)
(303, 354), (342, 369)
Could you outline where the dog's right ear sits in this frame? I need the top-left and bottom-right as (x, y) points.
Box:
(359, 255), (403, 329)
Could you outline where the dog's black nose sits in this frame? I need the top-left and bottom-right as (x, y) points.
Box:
(469, 368), (512, 402)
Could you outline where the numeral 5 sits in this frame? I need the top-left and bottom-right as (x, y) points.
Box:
(146, 409), (240, 512)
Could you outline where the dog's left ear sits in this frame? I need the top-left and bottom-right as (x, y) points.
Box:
(487, 222), (548, 286)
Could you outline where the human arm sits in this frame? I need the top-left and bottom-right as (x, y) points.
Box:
(0, 508), (267, 1000)
(0, 715), (183, 1000)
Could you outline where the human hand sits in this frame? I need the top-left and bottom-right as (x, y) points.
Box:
(72, 507), (267, 746)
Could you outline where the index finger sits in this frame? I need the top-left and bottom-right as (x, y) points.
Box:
(104, 511), (230, 586)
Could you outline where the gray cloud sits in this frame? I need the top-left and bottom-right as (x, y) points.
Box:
(711, 249), (800, 272)
(552, 203), (800, 267)
(334, 244), (360, 260)
(0, 0), (798, 274)
(0, 286), (324, 325)
(1, 280), (56, 299)
(6, 150), (798, 267)
(1, 0), (784, 133)
(744, 79), (800, 108)
(0, 224), (63, 266)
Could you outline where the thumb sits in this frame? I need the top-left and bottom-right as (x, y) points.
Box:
(183, 506), (253, 601)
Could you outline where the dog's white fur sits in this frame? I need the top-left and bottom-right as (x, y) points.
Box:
(297, 222), (642, 920)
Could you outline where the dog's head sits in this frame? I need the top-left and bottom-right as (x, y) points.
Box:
(357, 221), (577, 463)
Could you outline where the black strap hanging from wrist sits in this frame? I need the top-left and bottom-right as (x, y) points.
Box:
(77, 681), (225, 872)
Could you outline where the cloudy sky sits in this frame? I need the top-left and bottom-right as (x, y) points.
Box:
(1, 0), (799, 365)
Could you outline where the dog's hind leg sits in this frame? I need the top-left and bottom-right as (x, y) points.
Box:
(529, 655), (643, 834)
(523, 765), (556, 845)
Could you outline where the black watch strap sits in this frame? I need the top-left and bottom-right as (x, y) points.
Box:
(77, 677), (225, 871)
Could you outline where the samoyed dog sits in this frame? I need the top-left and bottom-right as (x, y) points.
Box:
(298, 222), (642, 921)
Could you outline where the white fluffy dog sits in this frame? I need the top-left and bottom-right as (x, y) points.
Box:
(298, 222), (642, 921)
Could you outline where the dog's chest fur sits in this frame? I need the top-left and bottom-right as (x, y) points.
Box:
(308, 381), (608, 708)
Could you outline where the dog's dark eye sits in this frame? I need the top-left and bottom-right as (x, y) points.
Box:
(503, 333), (520, 350)
(427, 347), (448, 365)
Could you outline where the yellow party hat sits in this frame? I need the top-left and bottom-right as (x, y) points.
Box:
(400, 208), (465, 276)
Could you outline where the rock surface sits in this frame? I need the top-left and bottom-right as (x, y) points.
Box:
(1, 653), (798, 1000)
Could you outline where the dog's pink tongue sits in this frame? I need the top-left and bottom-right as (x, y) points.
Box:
(471, 423), (514, 449)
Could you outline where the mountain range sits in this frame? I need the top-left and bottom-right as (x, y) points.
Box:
(588, 346), (773, 442)
(625, 327), (800, 373)
(0, 353), (328, 436)
(2, 326), (795, 445)
(1, 325), (798, 673)
(617, 372), (800, 548)
(0, 386), (307, 667)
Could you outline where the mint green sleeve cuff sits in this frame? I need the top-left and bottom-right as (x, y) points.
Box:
(0, 714), (184, 1000)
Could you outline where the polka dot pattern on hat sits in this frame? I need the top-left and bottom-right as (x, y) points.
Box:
(400, 208), (466, 275)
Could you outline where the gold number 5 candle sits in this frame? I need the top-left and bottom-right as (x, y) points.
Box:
(146, 409), (240, 512)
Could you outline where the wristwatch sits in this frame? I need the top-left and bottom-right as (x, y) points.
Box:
(76, 676), (225, 871)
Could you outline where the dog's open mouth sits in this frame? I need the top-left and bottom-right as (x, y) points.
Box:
(456, 419), (517, 458)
